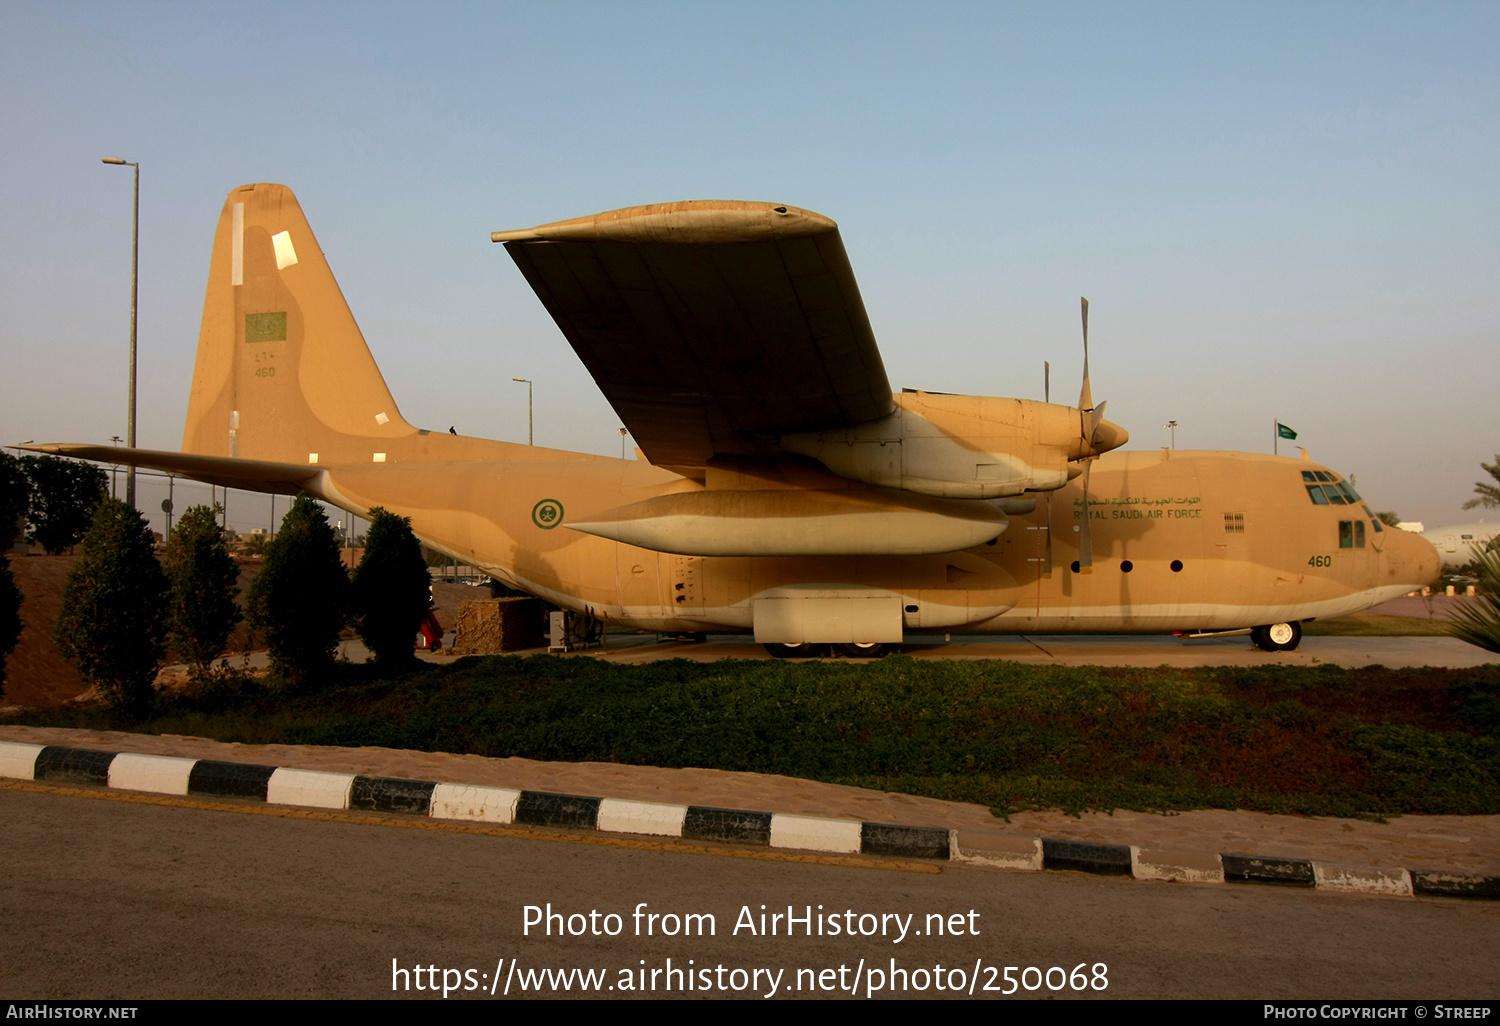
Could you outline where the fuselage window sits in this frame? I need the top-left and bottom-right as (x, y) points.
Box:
(1314, 471), (1332, 482)
(1324, 486), (1348, 505)
(1306, 485), (1329, 505)
(1339, 520), (1354, 548)
(1302, 471), (1318, 482)
(1355, 520), (1365, 547)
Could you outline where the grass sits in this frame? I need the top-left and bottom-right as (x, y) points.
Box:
(9, 655), (1497, 820)
(1303, 613), (1452, 637)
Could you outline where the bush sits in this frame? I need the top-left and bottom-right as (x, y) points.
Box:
(0, 554), (20, 698)
(247, 494), (349, 684)
(54, 499), (169, 709)
(351, 507), (431, 666)
(162, 504), (243, 676)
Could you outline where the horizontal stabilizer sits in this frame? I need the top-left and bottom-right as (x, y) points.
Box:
(17, 444), (319, 496)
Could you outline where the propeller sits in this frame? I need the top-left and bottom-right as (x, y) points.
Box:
(1041, 359), (1053, 576)
(1077, 297), (1097, 572)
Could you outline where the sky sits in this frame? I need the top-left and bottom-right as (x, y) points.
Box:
(3, 1), (1497, 536)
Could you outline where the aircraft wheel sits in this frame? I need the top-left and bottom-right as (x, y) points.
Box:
(1252, 622), (1301, 652)
(836, 642), (890, 658)
(1265, 620), (1302, 651)
(765, 642), (825, 659)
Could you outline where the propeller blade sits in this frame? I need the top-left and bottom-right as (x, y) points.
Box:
(1044, 491), (1054, 577)
(1077, 459), (1094, 572)
(1079, 297), (1093, 414)
(1087, 400), (1109, 447)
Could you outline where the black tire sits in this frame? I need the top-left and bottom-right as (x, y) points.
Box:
(1250, 625), (1271, 651)
(836, 642), (891, 658)
(765, 642), (826, 659)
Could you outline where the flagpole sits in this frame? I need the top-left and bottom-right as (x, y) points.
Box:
(1274, 419), (1278, 456)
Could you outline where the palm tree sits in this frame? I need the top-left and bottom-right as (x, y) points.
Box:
(1462, 454), (1500, 510)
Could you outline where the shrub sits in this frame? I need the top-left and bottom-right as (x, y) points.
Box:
(351, 507), (430, 665)
(162, 504), (242, 676)
(247, 494), (349, 684)
(54, 499), (169, 709)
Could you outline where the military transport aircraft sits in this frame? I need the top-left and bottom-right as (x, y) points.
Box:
(23, 184), (1440, 655)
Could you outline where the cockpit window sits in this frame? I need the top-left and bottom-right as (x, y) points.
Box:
(1303, 471), (1362, 505)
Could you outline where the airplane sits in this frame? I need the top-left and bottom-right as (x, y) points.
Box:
(1420, 522), (1497, 573)
(21, 183), (1441, 656)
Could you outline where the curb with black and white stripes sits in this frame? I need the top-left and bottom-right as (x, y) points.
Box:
(3, 741), (1495, 899)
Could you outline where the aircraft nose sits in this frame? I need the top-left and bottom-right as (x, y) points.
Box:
(1385, 527), (1442, 590)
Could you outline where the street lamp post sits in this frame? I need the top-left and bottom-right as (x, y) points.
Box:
(512, 377), (533, 445)
(101, 157), (139, 508)
(1164, 420), (1178, 450)
(108, 435), (122, 497)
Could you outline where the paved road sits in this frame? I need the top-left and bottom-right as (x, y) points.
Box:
(2, 788), (1496, 1000)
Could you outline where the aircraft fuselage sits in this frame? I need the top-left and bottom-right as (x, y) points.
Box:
(311, 446), (1437, 637)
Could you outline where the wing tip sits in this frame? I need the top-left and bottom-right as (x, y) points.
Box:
(492, 199), (836, 245)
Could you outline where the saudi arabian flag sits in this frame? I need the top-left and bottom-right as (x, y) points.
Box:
(1277, 422), (1298, 440)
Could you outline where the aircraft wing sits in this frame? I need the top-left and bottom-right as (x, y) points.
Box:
(493, 200), (894, 477)
(16, 444), (318, 495)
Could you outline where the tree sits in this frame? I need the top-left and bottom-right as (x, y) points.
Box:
(21, 456), (107, 554)
(0, 451), (30, 549)
(1462, 454), (1500, 511)
(54, 499), (169, 709)
(1375, 511), (1403, 528)
(247, 494), (349, 683)
(0, 554), (20, 699)
(351, 507), (430, 665)
(162, 504), (242, 676)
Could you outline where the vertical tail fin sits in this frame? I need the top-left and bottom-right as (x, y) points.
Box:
(183, 184), (415, 465)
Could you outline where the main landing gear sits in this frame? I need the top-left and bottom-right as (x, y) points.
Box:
(1251, 621), (1302, 652)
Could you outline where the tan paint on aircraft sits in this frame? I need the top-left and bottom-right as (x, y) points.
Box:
(24, 185), (1442, 646)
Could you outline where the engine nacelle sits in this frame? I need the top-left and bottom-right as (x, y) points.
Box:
(781, 391), (1128, 499)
